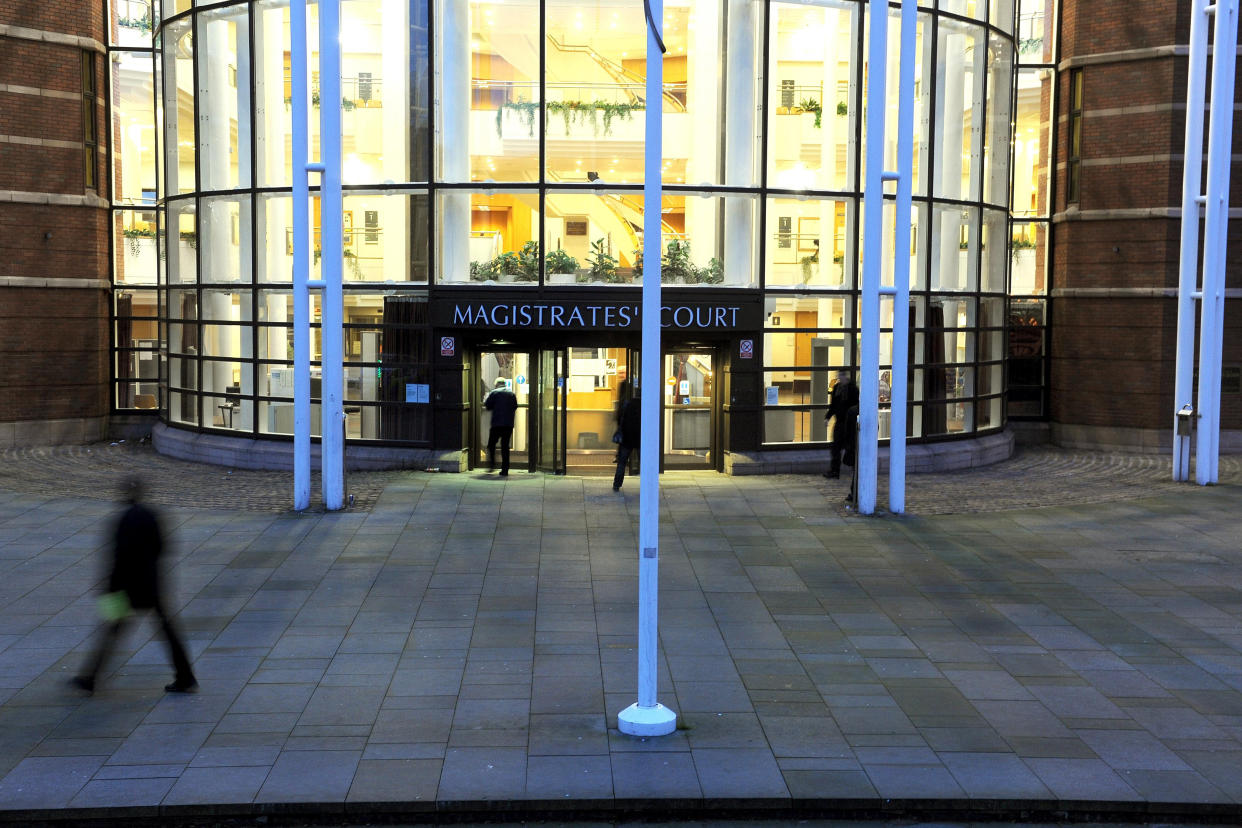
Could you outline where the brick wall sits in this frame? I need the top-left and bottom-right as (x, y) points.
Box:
(1051, 0), (1242, 438)
(0, 3), (110, 430)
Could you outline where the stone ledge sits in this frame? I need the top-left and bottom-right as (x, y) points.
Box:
(0, 417), (107, 449)
(152, 422), (462, 471)
(1052, 422), (1242, 454)
(725, 430), (1016, 476)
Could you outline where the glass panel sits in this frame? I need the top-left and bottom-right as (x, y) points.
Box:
(766, 197), (853, 288)
(539, 348), (563, 473)
(197, 5), (250, 190)
(442, 190), (539, 284)
(440, 0), (539, 182)
(1013, 66), (1054, 217)
(254, 0), (294, 188)
(939, 0), (982, 19)
(166, 199), (197, 284)
(260, 399), (322, 436)
(478, 352), (530, 470)
(926, 204), (978, 291)
(663, 352), (712, 468)
(112, 51), (158, 205)
(933, 19), (984, 201)
(1017, 0), (1055, 63)
(341, 191), (430, 282)
(161, 17), (195, 195)
(984, 33), (1013, 206)
(980, 207), (1007, 293)
(338, 0), (423, 185)
(565, 346), (628, 471)
(990, 0), (1015, 30)
(115, 210), (159, 285)
(162, 0), (189, 23)
(113, 0), (157, 47)
(200, 194), (250, 283)
(1010, 220), (1047, 294)
(767, 2), (859, 193)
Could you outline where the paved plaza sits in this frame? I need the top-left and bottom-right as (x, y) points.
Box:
(0, 443), (1241, 823)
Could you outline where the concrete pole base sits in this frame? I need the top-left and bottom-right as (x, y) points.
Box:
(617, 702), (677, 737)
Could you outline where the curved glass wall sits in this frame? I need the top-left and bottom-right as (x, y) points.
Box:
(110, 0), (1025, 449)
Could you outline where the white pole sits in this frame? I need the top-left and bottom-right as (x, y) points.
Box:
(1195, 0), (1238, 486)
(888, 0), (916, 513)
(858, 0), (890, 515)
(290, 0), (311, 510)
(618, 0), (676, 738)
(320, 0), (345, 509)
(1174, 0), (1210, 482)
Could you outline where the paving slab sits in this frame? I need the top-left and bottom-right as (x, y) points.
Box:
(0, 444), (1240, 822)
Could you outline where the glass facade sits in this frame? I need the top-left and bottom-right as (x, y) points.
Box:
(107, 0), (1052, 453)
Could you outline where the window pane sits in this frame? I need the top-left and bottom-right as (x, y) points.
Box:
(112, 51), (158, 206)
(984, 34), (1012, 206)
(1013, 66), (1054, 217)
(200, 195), (250, 283)
(925, 204), (978, 291)
(197, 6), (250, 189)
(768, 2), (858, 193)
(766, 197), (853, 288)
(161, 18), (195, 195)
(933, 20), (984, 201)
(441, 190), (539, 284)
(113, 0), (157, 47)
(166, 199), (197, 284)
(1010, 221), (1047, 294)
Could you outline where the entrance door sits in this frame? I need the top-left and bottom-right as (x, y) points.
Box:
(537, 347), (566, 474)
(663, 350), (715, 470)
(476, 350), (531, 471)
(564, 346), (636, 475)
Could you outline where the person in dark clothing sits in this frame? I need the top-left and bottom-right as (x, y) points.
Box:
(824, 371), (859, 479)
(613, 387), (641, 492)
(484, 377), (519, 476)
(72, 477), (197, 695)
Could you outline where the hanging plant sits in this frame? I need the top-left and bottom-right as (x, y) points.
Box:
(122, 226), (155, 257)
(496, 98), (540, 137)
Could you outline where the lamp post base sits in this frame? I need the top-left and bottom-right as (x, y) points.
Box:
(617, 702), (677, 736)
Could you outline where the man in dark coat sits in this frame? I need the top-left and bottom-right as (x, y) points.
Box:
(613, 388), (641, 491)
(484, 377), (519, 476)
(824, 371), (860, 479)
(72, 478), (196, 694)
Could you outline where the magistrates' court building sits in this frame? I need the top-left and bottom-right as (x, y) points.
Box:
(2, 0), (1239, 474)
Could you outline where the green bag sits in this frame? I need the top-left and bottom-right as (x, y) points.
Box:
(97, 591), (132, 622)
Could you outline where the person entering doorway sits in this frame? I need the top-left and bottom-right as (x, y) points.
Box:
(613, 381), (641, 491)
(485, 377), (518, 476)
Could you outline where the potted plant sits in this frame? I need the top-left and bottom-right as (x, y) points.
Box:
(697, 257), (724, 284)
(799, 97), (823, 129)
(469, 259), (497, 282)
(516, 240), (540, 282)
(661, 239), (696, 284)
(545, 248), (579, 284)
(630, 248), (643, 282)
(585, 238), (618, 283)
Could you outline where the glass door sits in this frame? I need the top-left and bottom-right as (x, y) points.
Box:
(476, 350), (532, 471)
(663, 350), (714, 469)
(537, 347), (566, 474)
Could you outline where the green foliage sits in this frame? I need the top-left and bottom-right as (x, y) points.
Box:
(1012, 236), (1037, 250)
(631, 248), (643, 281)
(661, 239), (695, 283)
(516, 240), (540, 281)
(799, 98), (823, 128)
(469, 259), (496, 281)
(545, 248), (579, 274)
(586, 238), (618, 283)
(836, 100), (848, 117)
(117, 14), (152, 33)
(122, 226), (155, 256)
(498, 99), (646, 138)
(699, 257), (724, 284)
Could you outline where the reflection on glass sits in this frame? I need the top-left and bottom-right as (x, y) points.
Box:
(767, 198), (851, 288)
(934, 20), (984, 202)
(197, 6), (250, 190)
(161, 18), (195, 195)
(114, 0), (157, 47)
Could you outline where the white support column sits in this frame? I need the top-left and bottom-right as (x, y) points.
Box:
(291, 0), (311, 510)
(382, 0), (411, 282)
(1195, 0), (1238, 485)
(618, 0), (676, 738)
(723, 0), (754, 285)
(1173, 0), (1208, 482)
(888, 0), (916, 514)
(440, 0), (470, 282)
(320, 0), (345, 509)
(858, 0), (891, 515)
